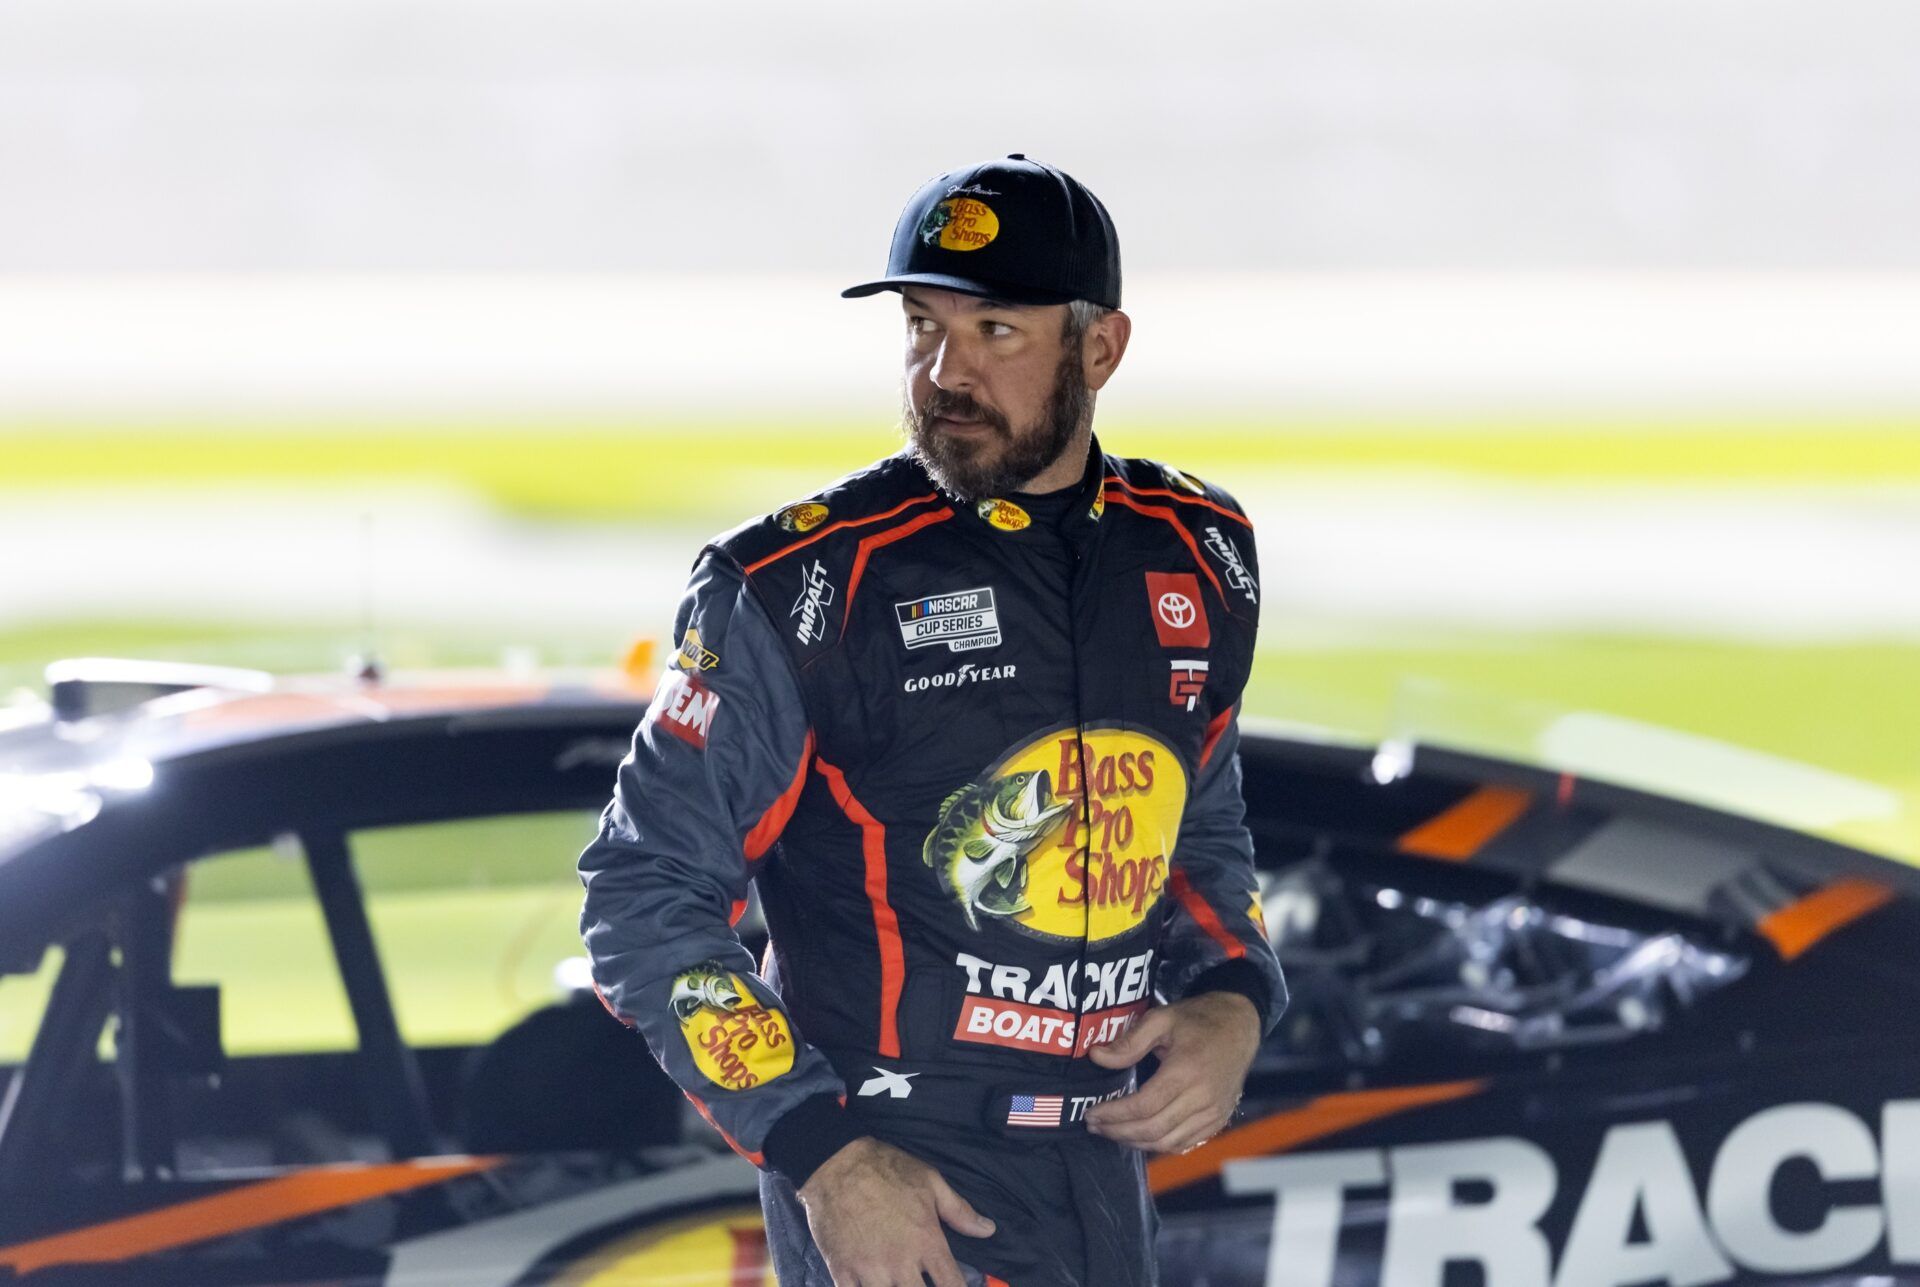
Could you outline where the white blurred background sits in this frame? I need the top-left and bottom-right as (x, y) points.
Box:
(1, 0), (1915, 855)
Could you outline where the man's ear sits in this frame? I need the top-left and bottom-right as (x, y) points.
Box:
(1083, 309), (1132, 392)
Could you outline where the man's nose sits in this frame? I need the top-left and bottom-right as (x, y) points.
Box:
(930, 335), (978, 392)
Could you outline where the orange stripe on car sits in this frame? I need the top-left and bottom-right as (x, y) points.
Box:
(1103, 476), (1253, 528)
(0, 1157), (499, 1274)
(742, 493), (942, 575)
(1394, 785), (1532, 862)
(1147, 1079), (1487, 1195)
(1758, 876), (1896, 961)
(815, 756), (905, 1058)
(745, 729), (815, 861)
(1169, 868), (1246, 962)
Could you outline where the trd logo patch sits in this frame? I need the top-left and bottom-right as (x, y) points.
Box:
(896, 586), (1002, 653)
(1145, 571), (1210, 648)
(649, 668), (720, 749)
(1169, 659), (1209, 712)
(790, 559), (836, 645)
(1203, 526), (1257, 605)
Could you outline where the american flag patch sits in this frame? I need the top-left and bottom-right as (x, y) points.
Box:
(1006, 1094), (1064, 1128)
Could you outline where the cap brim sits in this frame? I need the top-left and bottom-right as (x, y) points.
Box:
(840, 273), (1078, 306)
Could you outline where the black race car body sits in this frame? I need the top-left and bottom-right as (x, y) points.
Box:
(0, 662), (1913, 1286)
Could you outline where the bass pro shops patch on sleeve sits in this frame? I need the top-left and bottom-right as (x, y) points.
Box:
(670, 962), (795, 1091)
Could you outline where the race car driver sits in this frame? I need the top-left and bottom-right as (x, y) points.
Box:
(577, 154), (1286, 1287)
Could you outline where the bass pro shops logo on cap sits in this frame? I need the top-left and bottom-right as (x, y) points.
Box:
(919, 194), (1000, 252)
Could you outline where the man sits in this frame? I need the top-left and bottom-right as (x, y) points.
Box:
(578, 154), (1285, 1287)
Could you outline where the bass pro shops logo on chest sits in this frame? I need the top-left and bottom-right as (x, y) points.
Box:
(923, 728), (1188, 946)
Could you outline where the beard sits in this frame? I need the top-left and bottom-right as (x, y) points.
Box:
(901, 343), (1092, 503)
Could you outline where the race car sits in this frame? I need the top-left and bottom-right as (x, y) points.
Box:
(0, 657), (1913, 1286)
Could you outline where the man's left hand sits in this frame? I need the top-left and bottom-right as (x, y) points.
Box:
(1083, 992), (1261, 1153)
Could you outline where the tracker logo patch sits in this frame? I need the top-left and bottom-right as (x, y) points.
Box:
(1203, 525), (1257, 605)
(1145, 571), (1210, 648)
(895, 586), (1002, 653)
(790, 559), (836, 645)
(951, 949), (1155, 1055)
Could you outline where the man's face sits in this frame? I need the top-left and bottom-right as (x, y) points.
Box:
(898, 287), (1090, 502)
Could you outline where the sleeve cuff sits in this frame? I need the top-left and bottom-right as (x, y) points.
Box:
(1188, 959), (1272, 1029)
(761, 1093), (866, 1189)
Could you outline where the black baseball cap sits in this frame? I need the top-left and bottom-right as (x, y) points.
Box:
(841, 154), (1122, 309)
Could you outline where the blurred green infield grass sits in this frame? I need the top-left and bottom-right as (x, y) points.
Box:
(3, 617), (1911, 865)
(3, 419), (1918, 520)
(2, 421), (1915, 1056)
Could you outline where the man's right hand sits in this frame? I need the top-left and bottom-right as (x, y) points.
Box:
(796, 1136), (996, 1287)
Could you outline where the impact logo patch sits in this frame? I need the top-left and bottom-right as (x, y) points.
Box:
(1145, 571), (1211, 648)
(896, 586), (1002, 653)
(1203, 526), (1257, 605)
(669, 962), (794, 1091)
(776, 501), (830, 534)
(918, 196), (999, 252)
(790, 559), (836, 645)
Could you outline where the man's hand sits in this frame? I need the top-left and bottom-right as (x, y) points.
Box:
(797, 1136), (996, 1287)
(1083, 991), (1261, 1153)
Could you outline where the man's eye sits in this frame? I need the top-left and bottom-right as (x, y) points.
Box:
(907, 316), (937, 335)
(983, 321), (1015, 337)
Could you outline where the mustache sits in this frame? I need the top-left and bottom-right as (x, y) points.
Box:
(919, 390), (1010, 433)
